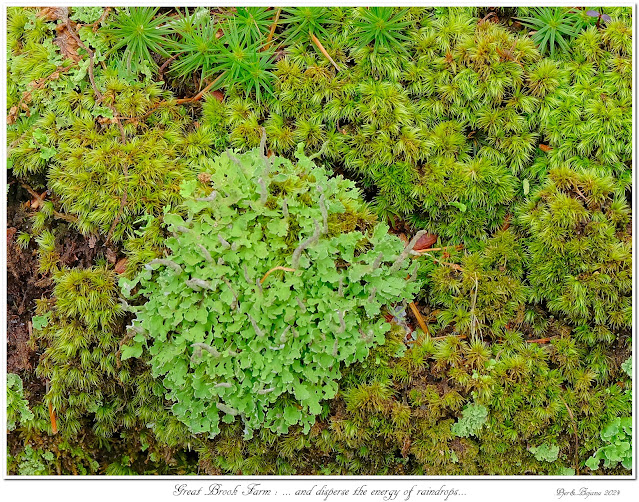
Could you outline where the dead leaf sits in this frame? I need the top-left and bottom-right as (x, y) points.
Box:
(106, 248), (117, 264)
(211, 90), (224, 102)
(413, 232), (438, 251)
(197, 172), (212, 185)
(54, 23), (81, 63)
(88, 235), (97, 249)
(7, 106), (18, 125)
(7, 227), (17, 243)
(501, 213), (512, 231)
(539, 144), (552, 152)
(114, 258), (128, 275)
(38, 7), (68, 21)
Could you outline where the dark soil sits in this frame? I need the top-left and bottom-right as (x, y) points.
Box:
(6, 181), (107, 399)
(6, 193), (48, 378)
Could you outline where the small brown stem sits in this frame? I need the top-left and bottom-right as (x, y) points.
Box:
(174, 73), (224, 105)
(158, 53), (180, 80)
(20, 183), (45, 204)
(558, 394), (580, 475)
(104, 184), (127, 244)
(65, 17), (102, 102)
(573, 186), (588, 202)
(422, 253), (464, 271)
(470, 273), (479, 338)
(92, 7), (111, 32)
(261, 266), (296, 284)
(21, 182), (78, 223)
(408, 302), (429, 336)
(120, 73), (225, 125)
(53, 211), (78, 223)
(430, 334), (467, 341)
(64, 15), (127, 143)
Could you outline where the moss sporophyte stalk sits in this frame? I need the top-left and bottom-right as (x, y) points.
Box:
(120, 142), (423, 438)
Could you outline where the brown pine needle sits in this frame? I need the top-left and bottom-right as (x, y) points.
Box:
(526, 337), (552, 344)
(260, 266), (296, 284)
(310, 31), (340, 72)
(408, 302), (429, 335)
(264, 8), (281, 51)
(49, 403), (58, 435)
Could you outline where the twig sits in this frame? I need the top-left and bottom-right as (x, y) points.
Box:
(158, 53), (180, 80)
(261, 266), (296, 284)
(21, 183), (45, 205)
(573, 185), (588, 202)
(91, 7), (111, 32)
